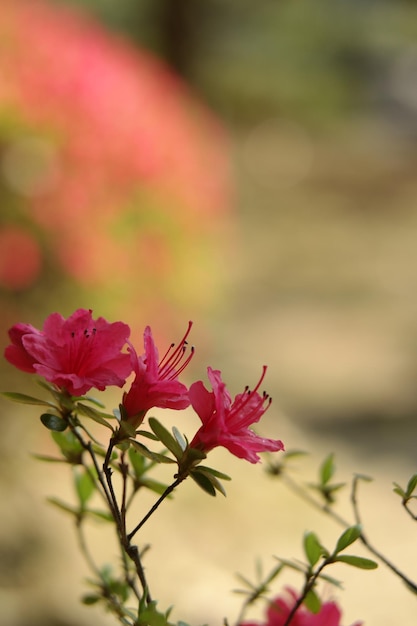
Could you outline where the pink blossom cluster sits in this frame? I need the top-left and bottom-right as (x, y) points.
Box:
(0, 0), (230, 329)
(5, 309), (283, 463)
(240, 587), (363, 626)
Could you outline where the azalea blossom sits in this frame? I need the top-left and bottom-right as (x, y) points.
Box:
(240, 587), (363, 626)
(122, 322), (193, 424)
(189, 366), (284, 463)
(5, 309), (132, 396)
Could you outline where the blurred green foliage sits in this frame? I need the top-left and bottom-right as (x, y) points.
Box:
(53, 0), (417, 125)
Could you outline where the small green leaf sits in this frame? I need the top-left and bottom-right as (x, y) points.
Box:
(40, 413), (68, 432)
(74, 468), (96, 507)
(136, 429), (159, 441)
(320, 454), (335, 485)
(190, 470), (217, 496)
(129, 440), (176, 464)
(148, 417), (183, 460)
(47, 497), (79, 517)
(76, 403), (115, 431)
(80, 396), (106, 408)
(140, 478), (170, 496)
(406, 474), (417, 498)
(196, 465), (231, 481)
(194, 468), (228, 496)
(138, 601), (174, 626)
(172, 426), (187, 451)
(318, 572), (343, 588)
(393, 483), (406, 499)
(129, 447), (147, 475)
(282, 449), (308, 460)
(86, 509), (113, 522)
(303, 531), (323, 567)
(31, 453), (66, 463)
(303, 588), (321, 613)
(1, 391), (55, 406)
(51, 430), (83, 463)
(274, 558), (306, 573)
(334, 555), (378, 569)
(82, 594), (100, 605)
(335, 525), (362, 554)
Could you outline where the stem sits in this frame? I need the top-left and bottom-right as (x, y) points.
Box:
(127, 477), (183, 542)
(68, 420), (152, 603)
(76, 517), (101, 577)
(103, 438), (123, 529)
(282, 560), (328, 626)
(404, 502), (417, 522)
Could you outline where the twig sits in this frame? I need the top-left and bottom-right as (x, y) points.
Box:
(127, 476), (183, 542)
(350, 475), (417, 593)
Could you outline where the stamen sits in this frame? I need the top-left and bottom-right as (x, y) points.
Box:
(231, 366), (269, 414)
(158, 321), (194, 380)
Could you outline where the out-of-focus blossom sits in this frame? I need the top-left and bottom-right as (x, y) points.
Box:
(0, 226), (42, 289)
(122, 323), (193, 426)
(189, 366), (284, 463)
(240, 587), (363, 626)
(5, 308), (132, 396)
(0, 0), (231, 330)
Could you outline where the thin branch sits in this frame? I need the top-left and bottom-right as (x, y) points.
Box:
(351, 476), (417, 593)
(282, 560), (328, 626)
(279, 471), (417, 595)
(127, 477), (183, 542)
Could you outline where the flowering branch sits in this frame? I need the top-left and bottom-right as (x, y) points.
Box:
(3, 308), (286, 625)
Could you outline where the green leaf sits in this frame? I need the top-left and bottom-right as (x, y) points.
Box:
(51, 430), (84, 463)
(40, 413), (68, 432)
(136, 429), (159, 441)
(80, 396), (105, 408)
(393, 483), (406, 499)
(190, 470), (217, 496)
(172, 426), (187, 451)
(130, 440), (176, 464)
(274, 558), (306, 573)
(140, 478), (171, 496)
(318, 572), (343, 588)
(303, 588), (321, 613)
(282, 449), (308, 460)
(1, 391), (55, 407)
(128, 446), (147, 475)
(303, 531), (323, 567)
(406, 474), (417, 498)
(138, 601), (174, 626)
(320, 454), (335, 485)
(148, 417), (183, 460)
(196, 465), (231, 481)
(47, 496), (79, 517)
(334, 555), (378, 569)
(335, 525), (362, 554)
(76, 403), (115, 431)
(86, 509), (113, 522)
(74, 468), (96, 506)
(31, 453), (66, 463)
(81, 594), (101, 605)
(193, 468), (228, 496)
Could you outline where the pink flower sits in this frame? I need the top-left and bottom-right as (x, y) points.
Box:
(5, 309), (132, 396)
(240, 587), (363, 626)
(189, 366), (284, 463)
(122, 322), (193, 422)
